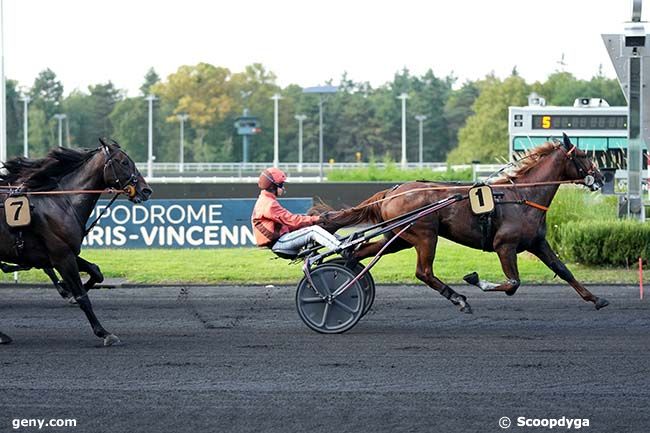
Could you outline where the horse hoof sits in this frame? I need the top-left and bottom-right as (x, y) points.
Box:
(505, 288), (518, 296)
(67, 297), (78, 305)
(463, 272), (479, 286)
(595, 297), (609, 310)
(460, 304), (473, 314)
(0, 332), (13, 344)
(103, 334), (121, 347)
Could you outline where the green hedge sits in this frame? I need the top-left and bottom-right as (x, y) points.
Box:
(546, 187), (618, 252)
(558, 220), (650, 266)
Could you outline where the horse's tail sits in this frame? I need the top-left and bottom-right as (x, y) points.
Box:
(314, 189), (388, 231)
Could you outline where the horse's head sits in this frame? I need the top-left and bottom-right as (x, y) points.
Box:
(99, 138), (153, 203)
(558, 133), (604, 191)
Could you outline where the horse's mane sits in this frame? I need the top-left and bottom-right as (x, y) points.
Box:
(1, 147), (98, 190)
(491, 141), (558, 184)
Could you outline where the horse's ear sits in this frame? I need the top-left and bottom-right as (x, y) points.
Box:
(109, 138), (121, 148)
(562, 133), (572, 149)
(98, 137), (109, 148)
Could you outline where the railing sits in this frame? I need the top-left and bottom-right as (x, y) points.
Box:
(137, 161), (452, 174)
(136, 161), (644, 183)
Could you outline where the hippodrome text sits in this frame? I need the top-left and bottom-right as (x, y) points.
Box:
(82, 198), (313, 249)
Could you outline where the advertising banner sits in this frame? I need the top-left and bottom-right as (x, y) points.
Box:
(82, 198), (313, 248)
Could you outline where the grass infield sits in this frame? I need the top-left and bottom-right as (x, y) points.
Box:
(0, 238), (641, 286)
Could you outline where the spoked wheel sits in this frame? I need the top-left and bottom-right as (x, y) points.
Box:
(325, 258), (375, 316)
(296, 264), (365, 334)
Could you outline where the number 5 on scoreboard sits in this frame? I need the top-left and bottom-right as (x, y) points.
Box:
(4, 196), (31, 227)
(468, 185), (495, 215)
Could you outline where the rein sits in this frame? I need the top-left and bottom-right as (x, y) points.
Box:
(0, 186), (127, 196)
(348, 142), (597, 212)
(350, 179), (583, 210)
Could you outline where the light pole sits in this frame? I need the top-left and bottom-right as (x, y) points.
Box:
(177, 113), (189, 173)
(65, 115), (70, 147)
(415, 114), (427, 168)
(145, 94), (156, 178)
(397, 93), (409, 169)
(20, 95), (30, 157)
(53, 114), (66, 147)
(0, 0), (6, 163)
(271, 93), (282, 167)
(303, 85), (338, 182)
(294, 114), (307, 172)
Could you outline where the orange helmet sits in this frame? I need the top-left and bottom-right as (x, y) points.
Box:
(258, 168), (287, 190)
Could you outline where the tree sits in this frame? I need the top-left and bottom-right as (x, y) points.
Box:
(29, 68), (63, 121)
(5, 79), (22, 157)
(87, 82), (122, 139)
(62, 90), (94, 147)
(140, 67), (160, 96)
(152, 63), (235, 161)
(110, 98), (149, 161)
(444, 81), (480, 159)
(448, 74), (529, 164)
(28, 68), (64, 152)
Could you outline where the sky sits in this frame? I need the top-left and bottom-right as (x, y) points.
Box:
(2, 0), (642, 97)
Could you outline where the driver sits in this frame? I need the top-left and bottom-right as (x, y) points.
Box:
(251, 168), (340, 255)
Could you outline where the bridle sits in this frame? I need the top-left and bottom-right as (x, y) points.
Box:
(83, 145), (141, 237)
(101, 145), (139, 198)
(559, 142), (598, 185)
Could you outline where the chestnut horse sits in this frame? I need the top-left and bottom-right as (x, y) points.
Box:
(315, 134), (608, 314)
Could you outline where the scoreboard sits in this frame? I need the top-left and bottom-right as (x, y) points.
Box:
(508, 100), (633, 165)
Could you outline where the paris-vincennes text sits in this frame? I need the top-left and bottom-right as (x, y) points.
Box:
(82, 201), (256, 248)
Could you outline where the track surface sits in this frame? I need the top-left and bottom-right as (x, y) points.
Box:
(0, 284), (649, 433)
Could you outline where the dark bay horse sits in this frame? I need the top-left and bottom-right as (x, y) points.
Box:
(0, 140), (152, 346)
(316, 134), (608, 313)
(0, 154), (108, 301)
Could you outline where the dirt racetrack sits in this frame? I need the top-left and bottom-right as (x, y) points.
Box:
(0, 284), (648, 432)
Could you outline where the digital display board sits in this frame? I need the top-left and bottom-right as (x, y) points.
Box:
(532, 115), (627, 130)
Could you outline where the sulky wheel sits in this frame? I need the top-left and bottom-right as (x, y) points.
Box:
(295, 264), (365, 334)
(325, 258), (375, 316)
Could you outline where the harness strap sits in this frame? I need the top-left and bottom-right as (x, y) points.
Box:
(84, 193), (120, 237)
(523, 200), (549, 212)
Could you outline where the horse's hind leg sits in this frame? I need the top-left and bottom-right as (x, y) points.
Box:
(76, 257), (104, 291)
(353, 234), (411, 260)
(52, 252), (119, 346)
(412, 236), (472, 314)
(463, 245), (521, 296)
(529, 239), (608, 309)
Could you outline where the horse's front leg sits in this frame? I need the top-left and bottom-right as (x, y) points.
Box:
(463, 245), (521, 296)
(51, 252), (119, 346)
(43, 268), (75, 302)
(529, 239), (608, 309)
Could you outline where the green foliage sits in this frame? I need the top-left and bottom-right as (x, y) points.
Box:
(326, 159), (472, 182)
(443, 81), (479, 157)
(447, 74), (529, 164)
(545, 187), (618, 252)
(140, 67), (160, 96)
(5, 63), (627, 166)
(558, 220), (650, 266)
